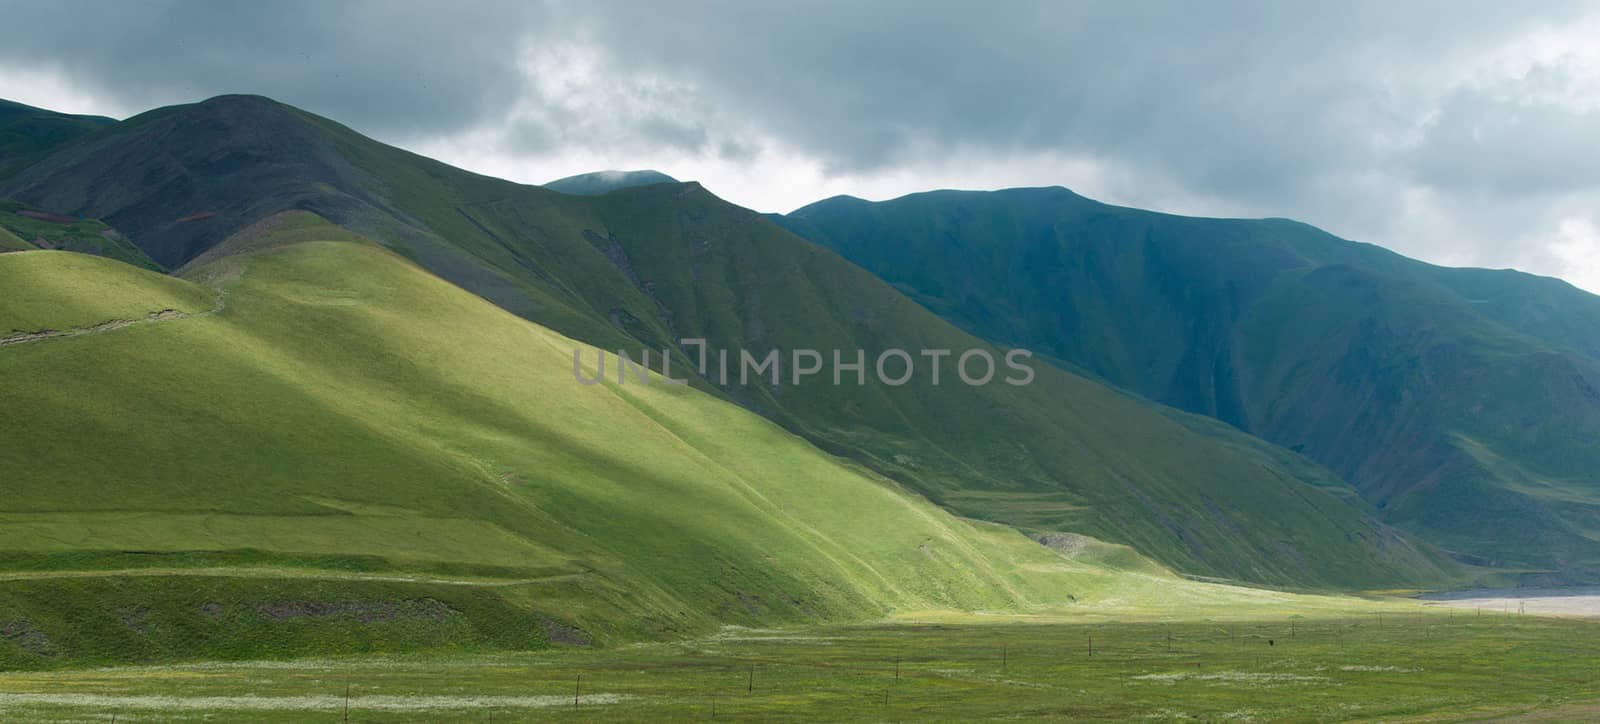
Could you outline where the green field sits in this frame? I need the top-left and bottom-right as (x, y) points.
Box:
(0, 611), (1595, 721)
(3, 240), (1374, 669)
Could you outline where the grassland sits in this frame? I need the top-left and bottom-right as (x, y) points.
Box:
(0, 610), (1595, 721)
(0, 94), (1463, 590)
(0, 200), (161, 270)
(780, 187), (1600, 574)
(3, 239), (1379, 668)
(0, 223), (29, 251)
(0, 249), (212, 335)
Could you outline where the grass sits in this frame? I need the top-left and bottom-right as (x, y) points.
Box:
(0, 199), (161, 270)
(0, 223), (29, 251)
(0, 612), (1595, 721)
(4, 241), (1395, 667)
(0, 249), (212, 334)
(778, 187), (1600, 574)
(1, 94), (1465, 589)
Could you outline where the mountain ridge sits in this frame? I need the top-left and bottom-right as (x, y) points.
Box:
(545, 169), (679, 195)
(0, 93), (1463, 589)
(778, 186), (1600, 574)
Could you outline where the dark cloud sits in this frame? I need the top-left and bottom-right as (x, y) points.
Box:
(546, 2), (1587, 200)
(0, 0), (542, 138)
(2, 0), (1599, 289)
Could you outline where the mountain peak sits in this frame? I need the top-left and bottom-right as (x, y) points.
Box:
(544, 169), (678, 195)
(1, 93), (359, 268)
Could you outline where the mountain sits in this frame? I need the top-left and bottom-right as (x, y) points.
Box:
(0, 94), (1458, 590)
(779, 187), (1600, 575)
(2, 238), (1192, 665)
(0, 99), (115, 181)
(544, 169), (679, 195)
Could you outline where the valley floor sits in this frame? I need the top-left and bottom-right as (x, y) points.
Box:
(1424, 587), (1600, 618)
(1, 612), (1596, 722)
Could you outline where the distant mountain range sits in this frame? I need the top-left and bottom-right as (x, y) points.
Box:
(0, 94), (1466, 593)
(778, 188), (1600, 575)
(9, 90), (1588, 637)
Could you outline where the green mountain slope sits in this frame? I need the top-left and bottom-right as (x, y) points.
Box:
(0, 200), (162, 270)
(0, 95), (1458, 590)
(0, 239), (1291, 667)
(545, 169), (679, 195)
(0, 100), (115, 181)
(0, 250), (210, 336)
(0, 224), (31, 252)
(779, 188), (1600, 574)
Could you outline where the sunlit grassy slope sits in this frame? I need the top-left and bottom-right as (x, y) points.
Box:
(0, 95), (1462, 590)
(0, 240), (1369, 667)
(0, 249), (211, 334)
(0, 224), (29, 251)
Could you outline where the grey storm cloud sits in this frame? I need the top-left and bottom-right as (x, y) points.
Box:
(0, 0), (543, 137)
(2, 0), (1599, 289)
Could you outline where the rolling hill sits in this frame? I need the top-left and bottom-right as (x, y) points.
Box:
(0, 224), (31, 252)
(0, 234), (1320, 667)
(0, 94), (1458, 590)
(779, 187), (1600, 575)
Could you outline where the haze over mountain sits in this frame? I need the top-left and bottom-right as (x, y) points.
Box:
(544, 169), (678, 195)
(0, 94), (1457, 593)
(780, 188), (1600, 576)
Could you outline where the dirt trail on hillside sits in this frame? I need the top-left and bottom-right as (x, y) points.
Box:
(0, 566), (581, 588)
(0, 288), (226, 348)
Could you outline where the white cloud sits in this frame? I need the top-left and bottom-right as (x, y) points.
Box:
(0, 65), (131, 118)
(1549, 217), (1600, 293)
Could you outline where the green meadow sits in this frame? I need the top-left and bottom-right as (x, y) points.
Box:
(1, 611), (1596, 721)
(1, 238), (1352, 668)
(3, 228), (1595, 721)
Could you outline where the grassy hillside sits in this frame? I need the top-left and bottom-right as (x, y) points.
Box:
(1, 241), (1296, 667)
(0, 200), (160, 270)
(0, 249), (211, 335)
(0, 223), (30, 252)
(780, 188), (1600, 574)
(0, 95), (1462, 590)
(0, 100), (115, 181)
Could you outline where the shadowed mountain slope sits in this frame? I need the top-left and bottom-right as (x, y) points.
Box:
(0, 95), (1459, 589)
(7, 240), (1240, 665)
(0, 99), (115, 181)
(780, 188), (1600, 574)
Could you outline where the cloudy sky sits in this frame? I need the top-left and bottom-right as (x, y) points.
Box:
(3, 1), (1599, 291)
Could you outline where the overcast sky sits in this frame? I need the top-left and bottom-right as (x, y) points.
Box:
(2, 1), (1599, 292)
